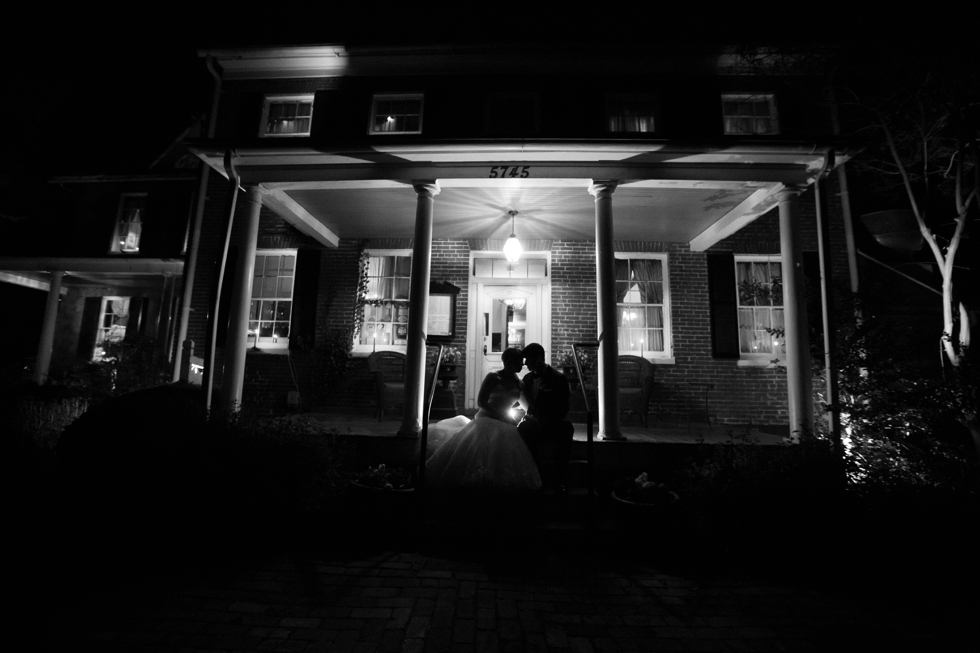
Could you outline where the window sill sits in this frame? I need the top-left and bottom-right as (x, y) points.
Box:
(352, 345), (407, 358)
(246, 348), (289, 355)
(737, 358), (785, 368)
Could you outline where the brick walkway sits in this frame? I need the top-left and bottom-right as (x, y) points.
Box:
(27, 527), (968, 652)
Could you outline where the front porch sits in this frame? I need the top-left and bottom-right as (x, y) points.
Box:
(292, 408), (794, 491)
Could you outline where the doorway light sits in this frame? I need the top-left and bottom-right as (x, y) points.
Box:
(503, 210), (523, 262)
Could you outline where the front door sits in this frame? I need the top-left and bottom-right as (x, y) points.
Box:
(475, 283), (541, 404)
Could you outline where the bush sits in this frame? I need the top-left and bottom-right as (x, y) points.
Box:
(56, 384), (357, 557)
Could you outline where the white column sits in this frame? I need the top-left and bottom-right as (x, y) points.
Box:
(777, 186), (814, 438)
(590, 181), (624, 441)
(220, 186), (262, 412)
(158, 273), (177, 361)
(33, 270), (64, 385)
(399, 181), (440, 437)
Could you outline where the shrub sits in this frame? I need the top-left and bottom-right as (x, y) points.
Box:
(56, 384), (357, 555)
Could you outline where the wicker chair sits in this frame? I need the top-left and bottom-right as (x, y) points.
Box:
(618, 355), (655, 428)
(367, 351), (407, 421)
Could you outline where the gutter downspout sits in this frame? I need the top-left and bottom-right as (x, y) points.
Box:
(829, 72), (860, 294)
(204, 150), (238, 412)
(204, 150), (241, 412)
(173, 54), (221, 382)
(815, 149), (843, 462)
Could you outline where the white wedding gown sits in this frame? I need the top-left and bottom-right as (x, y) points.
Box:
(422, 376), (541, 493)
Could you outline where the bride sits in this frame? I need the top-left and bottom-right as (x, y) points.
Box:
(423, 347), (541, 492)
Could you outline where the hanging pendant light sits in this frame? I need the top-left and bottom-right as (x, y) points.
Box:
(503, 210), (523, 262)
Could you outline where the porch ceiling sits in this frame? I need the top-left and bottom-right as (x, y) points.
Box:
(275, 181), (775, 244)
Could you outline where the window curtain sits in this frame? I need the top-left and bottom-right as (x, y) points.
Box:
(614, 259), (630, 302)
(631, 259), (662, 304)
(367, 256), (396, 299)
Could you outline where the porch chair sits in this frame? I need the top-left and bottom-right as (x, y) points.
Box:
(617, 355), (655, 428)
(367, 351), (407, 421)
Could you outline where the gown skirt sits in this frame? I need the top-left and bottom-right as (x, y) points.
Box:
(423, 414), (542, 493)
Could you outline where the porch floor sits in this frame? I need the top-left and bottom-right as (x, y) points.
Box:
(294, 409), (792, 445)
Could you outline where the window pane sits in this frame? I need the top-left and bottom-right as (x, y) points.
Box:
(275, 301), (291, 321)
(277, 277), (293, 298)
(261, 301), (275, 320)
(261, 277), (278, 297)
(642, 306), (663, 328)
(393, 278), (410, 300)
(394, 256), (412, 277)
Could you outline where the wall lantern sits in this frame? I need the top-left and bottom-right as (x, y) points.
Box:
(503, 210), (523, 262)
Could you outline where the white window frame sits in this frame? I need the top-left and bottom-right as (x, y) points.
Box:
(734, 255), (785, 366)
(606, 94), (657, 133)
(259, 95), (314, 137)
(368, 94), (424, 135)
(615, 253), (673, 362)
(721, 93), (779, 135)
(94, 296), (130, 361)
(109, 193), (145, 254)
(353, 249), (413, 355)
(248, 249), (297, 350)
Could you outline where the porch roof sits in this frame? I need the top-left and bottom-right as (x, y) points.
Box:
(0, 257), (184, 293)
(191, 139), (856, 251)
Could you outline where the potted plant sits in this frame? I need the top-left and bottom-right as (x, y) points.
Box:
(556, 349), (594, 388)
(611, 472), (679, 507)
(440, 346), (462, 370)
(351, 463), (415, 492)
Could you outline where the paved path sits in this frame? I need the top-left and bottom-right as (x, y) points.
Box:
(25, 527), (969, 653)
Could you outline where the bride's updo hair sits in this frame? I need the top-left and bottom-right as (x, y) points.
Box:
(501, 347), (523, 367)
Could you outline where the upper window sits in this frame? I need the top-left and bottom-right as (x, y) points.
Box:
(110, 194), (145, 254)
(736, 257), (784, 358)
(249, 250), (296, 349)
(360, 251), (412, 347)
(615, 254), (670, 358)
(369, 94), (423, 134)
(260, 95), (314, 137)
(606, 94), (657, 133)
(722, 94), (779, 135)
(94, 296), (130, 360)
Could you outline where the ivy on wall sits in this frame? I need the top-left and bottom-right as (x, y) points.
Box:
(353, 240), (369, 344)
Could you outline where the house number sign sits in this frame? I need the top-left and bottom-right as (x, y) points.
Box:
(488, 166), (530, 178)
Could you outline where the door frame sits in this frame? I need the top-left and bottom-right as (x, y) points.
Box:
(465, 251), (552, 411)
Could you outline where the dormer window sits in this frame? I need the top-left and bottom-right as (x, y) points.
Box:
(260, 95), (314, 136)
(606, 94), (657, 133)
(111, 194), (145, 254)
(369, 94), (423, 134)
(722, 94), (778, 135)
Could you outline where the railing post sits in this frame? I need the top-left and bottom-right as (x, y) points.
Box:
(181, 339), (194, 383)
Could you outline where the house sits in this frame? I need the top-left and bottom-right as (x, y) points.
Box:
(173, 42), (858, 440)
(0, 142), (199, 385)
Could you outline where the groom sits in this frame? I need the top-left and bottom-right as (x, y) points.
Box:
(518, 343), (574, 493)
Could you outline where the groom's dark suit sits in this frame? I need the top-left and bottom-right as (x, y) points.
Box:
(518, 364), (574, 488)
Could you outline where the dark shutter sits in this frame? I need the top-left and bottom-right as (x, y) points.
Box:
(239, 92), (266, 139)
(125, 297), (146, 342)
(143, 188), (193, 257)
(289, 249), (321, 349)
(707, 252), (740, 359)
(76, 297), (102, 361)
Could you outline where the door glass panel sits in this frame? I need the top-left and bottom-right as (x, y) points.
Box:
(489, 296), (527, 353)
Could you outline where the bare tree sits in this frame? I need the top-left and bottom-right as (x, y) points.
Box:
(839, 42), (979, 453)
